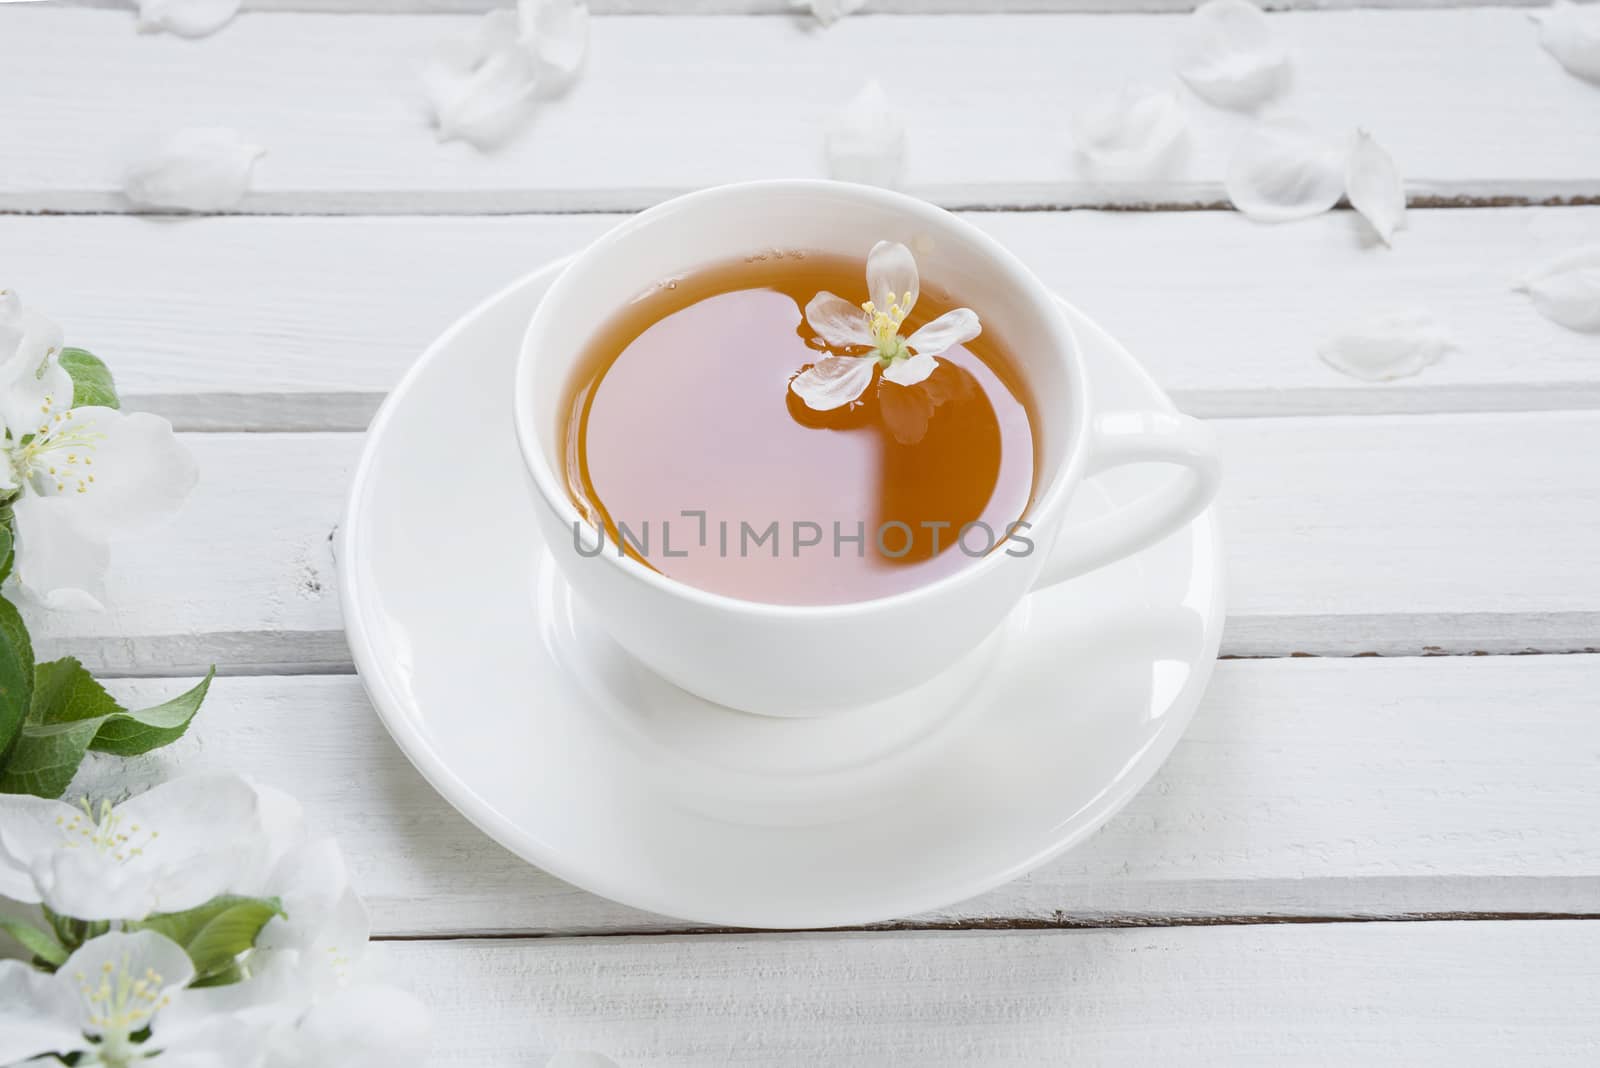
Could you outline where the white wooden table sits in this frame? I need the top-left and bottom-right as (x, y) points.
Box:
(6, 1), (1600, 1062)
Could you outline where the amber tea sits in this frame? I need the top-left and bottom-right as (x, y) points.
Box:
(559, 249), (1039, 606)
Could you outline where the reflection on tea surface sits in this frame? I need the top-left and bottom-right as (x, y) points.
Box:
(561, 253), (1037, 605)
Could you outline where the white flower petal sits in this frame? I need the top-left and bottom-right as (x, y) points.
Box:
(136, 0), (241, 38)
(34, 408), (198, 541)
(0, 960), (85, 1063)
(1516, 245), (1600, 332)
(865, 239), (919, 316)
(148, 1016), (275, 1068)
(1069, 85), (1188, 176)
(904, 307), (981, 358)
(1345, 129), (1406, 246)
(0, 353), (72, 446)
(881, 352), (939, 387)
(803, 291), (874, 348)
(287, 985), (432, 1068)
(31, 774), (264, 921)
(1317, 309), (1450, 382)
(825, 80), (908, 190)
(158, 953), (306, 1036)
(115, 773), (266, 914)
(1533, 0), (1600, 84)
(0, 295), (64, 404)
(12, 495), (110, 613)
(790, 355), (877, 411)
(0, 795), (78, 903)
(63, 930), (195, 1036)
(520, 0), (591, 95)
(1225, 119), (1346, 223)
(423, 10), (541, 150)
(207, 820), (368, 996)
(1175, 0), (1290, 110)
(124, 128), (264, 213)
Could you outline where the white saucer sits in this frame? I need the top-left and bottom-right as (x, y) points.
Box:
(340, 261), (1225, 929)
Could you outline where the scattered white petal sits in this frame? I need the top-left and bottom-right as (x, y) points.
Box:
(799, 0), (866, 26)
(825, 81), (908, 190)
(1317, 309), (1451, 382)
(1069, 85), (1188, 176)
(1174, 0), (1289, 110)
(804, 291), (876, 348)
(520, 0), (591, 96)
(881, 351), (938, 387)
(1345, 128), (1406, 246)
(905, 308), (980, 357)
(1225, 119), (1345, 223)
(423, 11), (541, 150)
(1533, 1), (1600, 84)
(792, 355), (877, 410)
(1516, 245), (1600, 332)
(136, 0), (240, 38)
(123, 128), (264, 212)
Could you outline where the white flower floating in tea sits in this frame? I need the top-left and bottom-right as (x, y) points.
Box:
(790, 241), (981, 411)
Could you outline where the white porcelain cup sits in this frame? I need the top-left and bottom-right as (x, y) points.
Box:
(514, 180), (1220, 717)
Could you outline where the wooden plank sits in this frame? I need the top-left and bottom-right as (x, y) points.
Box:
(25, 412), (1598, 674)
(3, 8), (1596, 213)
(11, 207), (1600, 429)
(76, 655), (1600, 935)
(371, 923), (1600, 1064)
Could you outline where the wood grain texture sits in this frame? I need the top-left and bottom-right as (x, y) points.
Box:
(70, 655), (1600, 936)
(11, 207), (1600, 429)
(59, 0), (1563, 13)
(23, 412), (1599, 674)
(371, 923), (1600, 1065)
(3, 7), (1597, 212)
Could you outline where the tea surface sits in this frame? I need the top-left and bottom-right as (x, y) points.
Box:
(561, 253), (1037, 605)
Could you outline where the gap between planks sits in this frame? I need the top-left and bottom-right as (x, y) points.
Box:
(365, 912), (1600, 943)
(6, 194), (1600, 220)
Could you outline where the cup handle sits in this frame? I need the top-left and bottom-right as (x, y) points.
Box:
(1032, 410), (1221, 591)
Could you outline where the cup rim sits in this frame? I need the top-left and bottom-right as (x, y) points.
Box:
(513, 178), (1091, 620)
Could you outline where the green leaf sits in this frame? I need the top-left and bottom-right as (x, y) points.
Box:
(0, 509), (14, 587)
(131, 895), (283, 981)
(91, 668), (214, 757)
(58, 348), (119, 410)
(0, 917), (68, 968)
(0, 594), (34, 769)
(0, 661), (213, 798)
(0, 657), (117, 798)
